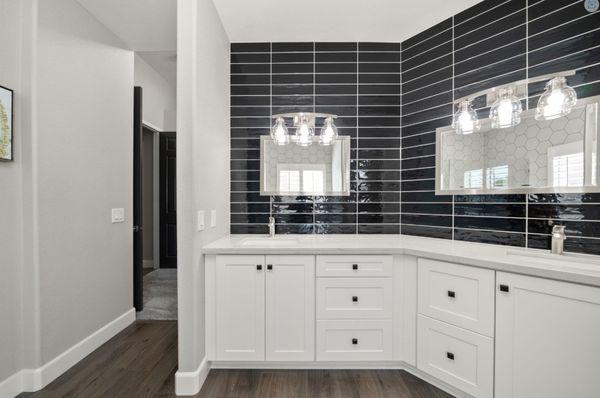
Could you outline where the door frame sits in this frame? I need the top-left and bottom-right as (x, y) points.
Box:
(159, 131), (177, 268)
(133, 86), (143, 311)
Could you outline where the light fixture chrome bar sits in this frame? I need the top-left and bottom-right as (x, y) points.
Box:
(272, 112), (337, 119)
(454, 70), (577, 105)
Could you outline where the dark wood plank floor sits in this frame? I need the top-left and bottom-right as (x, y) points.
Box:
(19, 321), (453, 398)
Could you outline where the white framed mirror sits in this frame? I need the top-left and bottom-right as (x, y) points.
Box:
(260, 136), (351, 196)
(436, 95), (600, 195)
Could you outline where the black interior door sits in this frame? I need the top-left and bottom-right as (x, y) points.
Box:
(160, 132), (177, 268)
(133, 86), (143, 310)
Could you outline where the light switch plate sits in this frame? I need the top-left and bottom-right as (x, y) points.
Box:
(111, 208), (125, 223)
(210, 210), (217, 228)
(197, 210), (205, 231)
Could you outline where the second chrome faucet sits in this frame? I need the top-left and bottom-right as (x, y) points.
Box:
(268, 217), (275, 237)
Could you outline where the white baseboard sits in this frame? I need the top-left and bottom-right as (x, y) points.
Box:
(175, 357), (210, 396)
(13, 308), (136, 395)
(0, 371), (23, 398)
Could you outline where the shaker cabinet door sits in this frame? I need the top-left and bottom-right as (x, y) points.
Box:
(215, 255), (265, 361)
(495, 272), (600, 398)
(265, 255), (315, 361)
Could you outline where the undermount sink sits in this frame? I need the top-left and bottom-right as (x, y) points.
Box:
(240, 237), (299, 247)
(506, 248), (600, 270)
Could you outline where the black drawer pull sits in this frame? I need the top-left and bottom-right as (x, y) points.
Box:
(352, 296), (359, 302)
(352, 338), (358, 345)
(267, 264), (273, 271)
(352, 264), (359, 270)
(256, 264), (262, 271)
(446, 352), (455, 360)
(499, 284), (509, 292)
(447, 290), (456, 298)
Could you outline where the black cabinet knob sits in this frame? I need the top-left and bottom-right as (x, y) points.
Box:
(499, 284), (509, 292)
(352, 264), (359, 270)
(256, 264), (262, 271)
(352, 296), (359, 302)
(352, 338), (358, 345)
(267, 264), (273, 271)
(447, 290), (456, 298)
(446, 352), (455, 360)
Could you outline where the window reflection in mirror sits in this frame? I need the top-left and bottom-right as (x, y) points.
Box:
(260, 136), (351, 196)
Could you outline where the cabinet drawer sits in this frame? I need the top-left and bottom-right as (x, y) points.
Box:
(418, 258), (495, 336)
(417, 315), (493, 398)
(316, 278), (392, 319)
(316, 255), (393, 277)
(316, 320), (393, 361)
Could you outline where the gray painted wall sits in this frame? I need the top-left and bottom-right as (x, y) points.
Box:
(36, 0), (134, 363)
(0, 0), (24, 384)
(177, 0), (230, 373)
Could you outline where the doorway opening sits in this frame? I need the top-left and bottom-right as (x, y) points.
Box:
(133, 85), (177, 320)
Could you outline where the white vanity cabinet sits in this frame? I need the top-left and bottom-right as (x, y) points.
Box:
(206, 246), (600, 398)
(495, 272), (600, 398)
(213, 255), (315, 362)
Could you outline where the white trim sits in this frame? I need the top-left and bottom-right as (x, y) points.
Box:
(17, 308), (135, 394)
(175, 357), (210, 396)
(142, 120), (162, 133)
(0, 371), (23, 398)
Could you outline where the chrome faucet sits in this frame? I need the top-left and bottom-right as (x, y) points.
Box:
(551, 225), (566, 255)
(268, 217), (276, 238)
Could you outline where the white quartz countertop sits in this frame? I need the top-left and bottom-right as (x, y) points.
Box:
(203, 234), (600, 287)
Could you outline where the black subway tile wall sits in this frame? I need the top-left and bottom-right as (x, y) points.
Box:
(230, 1), (600, 255)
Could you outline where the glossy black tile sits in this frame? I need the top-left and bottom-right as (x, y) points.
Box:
(359, 42), (400, 52)
(360, 63), (401, 73)
(272, 203), (314, 214)
(231, 53), (270, 63)
(401, 132), (436, 148)
(402, 203), (452, 215)
(402, 191), (452, 203)
(316, 63), (357, 73)
(272, 63), (313, 74)
(455, 216), (526, 233)
(455, 0), (525, 38)
(230, 203), (270, 213)
(528, 204), (600, 221)
(231, 213), (269, 224)
(314, 224), (358, 234)
(455, 194), (525, 203)
(402, 18), (452, 51)
(454, 229), (526, 247)
(530, 29), (600, 67)
(231, 224), (269, 234)
(230, 106), (271, 117)
(316, 52), (357, 62)
(455, 25), (526, 63)
(402, 214), (452, 227)
(358, 224), (400, 234)
(316, 214), (358, 224)
(528, 235), (600, 256)
(455, 11), (526, 50)
(231, 74), (270, 85)
(528, 193), (600, 204)
(231, 42), (270, 53)
(403, 79), (453, 104)
(231, 64), (270, 74)
(316, 42), (357, 52)
(272, 42), (313, 52)
(358, 192), (400, 203)
(358, 203), (400, 213)
(401, 224), (452, 239)
(401, 179), (435, 192)
(528, 2), (593, 36)
(401, 168), (435, 181)
(528, 12), (600, 52)
(454, 203), (526, 218)
(403, 56), (452, 83)
(275, 224), (314, 234)
(402, 42), (452, 72)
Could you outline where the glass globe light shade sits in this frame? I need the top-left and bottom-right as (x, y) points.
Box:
(490, 87), (522, 129)
(535, 76), (577, 121)
(319, 117), (338, 145)
(270, 117), (289, 145)
(452, 100), (481, 135)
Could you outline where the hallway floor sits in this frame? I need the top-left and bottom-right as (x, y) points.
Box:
(19, 321), (452, 398)
(137, 269), (177, 320)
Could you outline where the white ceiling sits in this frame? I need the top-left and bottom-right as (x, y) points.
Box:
(137, 51), (177, 87)
(76, 0), (176, 52)
(212, 0), (481, 43)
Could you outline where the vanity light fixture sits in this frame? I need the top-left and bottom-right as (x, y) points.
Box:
(452, 99), (480, 135)
(451, 70), (578, 135)
(535, 76), (578, 121)
(319, 117), (339, 146)
(269, 112), (339, 146)
(270, 116), (290, 145)
(490, 87), (522, 129)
